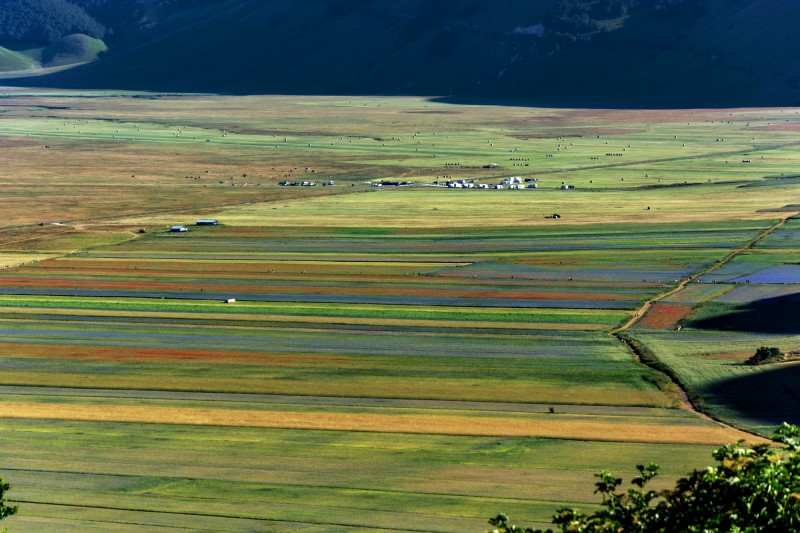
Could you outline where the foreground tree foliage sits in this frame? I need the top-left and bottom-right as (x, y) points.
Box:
(490, 423), (800, 532)
(0, 477), (16, 532)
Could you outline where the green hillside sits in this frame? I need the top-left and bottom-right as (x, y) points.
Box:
(2, 0), (800, 106)
(41, 33), (107, 67)
(0, 46), (35, 71)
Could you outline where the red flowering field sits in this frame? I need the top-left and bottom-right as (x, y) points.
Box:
(638, 302), (695, 330)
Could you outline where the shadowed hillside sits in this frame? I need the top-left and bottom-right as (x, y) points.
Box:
(688, 294), (800, 334)
(707, 363), (800, 428)
(3, 0), (800, 106)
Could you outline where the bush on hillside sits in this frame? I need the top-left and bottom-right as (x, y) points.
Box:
(490, 423), (800, 532)
(745, 346), (783, 366)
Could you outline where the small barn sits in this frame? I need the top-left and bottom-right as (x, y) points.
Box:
(170, 225), (188, 232)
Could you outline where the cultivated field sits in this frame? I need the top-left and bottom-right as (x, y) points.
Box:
(0, 90), (797, 531)
(630, 217), (800, 435)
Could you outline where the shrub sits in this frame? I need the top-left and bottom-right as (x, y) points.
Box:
(745, 346), (782, 366)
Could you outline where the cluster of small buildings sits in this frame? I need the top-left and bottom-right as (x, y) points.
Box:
(370, 180), (414, 187)
(439, 176), (556, 190)
(500, 176), (538, 189)
(443, 180), (476, 188)
(278, 180), (335, 187)
(170, 219), (220, 233)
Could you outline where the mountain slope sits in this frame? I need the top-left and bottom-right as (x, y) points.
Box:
(4, 0), (800, 107)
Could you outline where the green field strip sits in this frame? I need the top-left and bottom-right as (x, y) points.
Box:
(0, 270), (658, 295)
(0, 311), (631, 346)
(0, 419), (728, 474)
(0, 316), (627, 347)
(0, 309), (612, 333)
(733, 250), (800, 262)
(8, 503), (332, 533)
(74, 251), (489, 263)
(0, 419), (739, 529)
(59, 257), (474, 268)
(147, 219), (775, 238)
(0, 372), (670, 407)
(12, 469), (604, 511)
(661, 282), (735, 304)
(113, 229), (763, 246)
(0, 295), (630, 324)
(11, 487), (490, 533)
(0, 448), (690, 498)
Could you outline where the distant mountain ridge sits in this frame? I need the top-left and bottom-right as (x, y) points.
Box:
(2, 0), (800, 107)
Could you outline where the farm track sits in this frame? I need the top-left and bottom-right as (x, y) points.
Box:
(610, 213), (798, 429)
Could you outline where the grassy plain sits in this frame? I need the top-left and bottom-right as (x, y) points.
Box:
(0, 90), (799, 531)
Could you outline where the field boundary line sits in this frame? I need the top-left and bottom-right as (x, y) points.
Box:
(11, 499), (443, 533)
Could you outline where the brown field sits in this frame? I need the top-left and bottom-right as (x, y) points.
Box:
(691, 351), (753, 362)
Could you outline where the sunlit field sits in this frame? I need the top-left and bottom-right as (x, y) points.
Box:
(0, 89), (797, 531)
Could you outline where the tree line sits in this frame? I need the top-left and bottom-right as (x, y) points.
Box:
(0, 0), (150, 45)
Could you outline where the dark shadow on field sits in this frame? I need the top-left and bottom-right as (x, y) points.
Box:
(6, 67), (799, 109)
(706, 363), (800, 427)
(688, 294), (800, 334)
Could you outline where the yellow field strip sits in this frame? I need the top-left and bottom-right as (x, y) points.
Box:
(0, 306), (608, 331)
(0, 254), (60, 267)
(0, 402), (765, 446)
